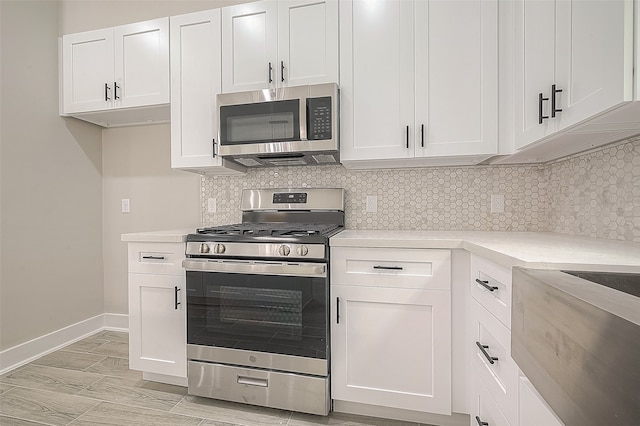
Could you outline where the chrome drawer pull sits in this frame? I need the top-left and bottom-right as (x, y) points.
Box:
(142, 255), (165, 260)
(475, 278), (498, 292)
(476, 341), (498, 364)
(237, 376), (268, 387)
(373, 265), (404, 271)
(476, 416), (489, 426)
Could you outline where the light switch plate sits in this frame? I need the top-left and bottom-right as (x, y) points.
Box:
(491, 194), (505, 213)
(207, 198), (217, 213)
(366, 195), (378, 213)
(121, 198), (130, 213)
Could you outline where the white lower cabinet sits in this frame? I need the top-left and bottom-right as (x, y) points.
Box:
(469, 254), (563, 426)
(471, 373), (511, 426)
(331, 247), (452, 415)
(127, 242), (186, 378)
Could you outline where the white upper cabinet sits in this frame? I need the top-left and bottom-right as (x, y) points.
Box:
(277, 0), (339, 87)
(62, 28), (114, 113)
(414, 0), (498, 158)
(62, 18), (169, 114)
(221, 0), (338, 92)
(513, 0), (635, 151)
(169, 9), (246, 175)
(340, 0), (498, 169)
(114, 19), (170, 109)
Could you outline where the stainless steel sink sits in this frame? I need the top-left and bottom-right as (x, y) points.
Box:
(562, 270), (640, 298)
(512, 267), (640, 426)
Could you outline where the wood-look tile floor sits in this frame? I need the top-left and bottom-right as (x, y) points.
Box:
(0, 331), (427, 426)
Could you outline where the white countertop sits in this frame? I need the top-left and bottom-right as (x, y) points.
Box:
(121, 229), (194, 243)
(330, 230), (640, 273)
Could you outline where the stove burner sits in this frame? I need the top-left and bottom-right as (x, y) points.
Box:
(196, 223), (338, 238)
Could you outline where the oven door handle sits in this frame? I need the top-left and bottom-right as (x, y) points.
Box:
(182, 259), (327, 278)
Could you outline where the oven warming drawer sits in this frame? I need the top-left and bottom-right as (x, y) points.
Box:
(188, 361), (330, 415)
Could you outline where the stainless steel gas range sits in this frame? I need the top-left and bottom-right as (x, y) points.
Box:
(183, 188), (344, 416)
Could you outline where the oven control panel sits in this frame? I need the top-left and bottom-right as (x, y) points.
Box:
(187, 242), (325, 260)
(273, 192), (307, 204)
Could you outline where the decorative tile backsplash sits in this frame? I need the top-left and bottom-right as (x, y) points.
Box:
(202, 137), (640, 243)
(546, 136), (640, 242)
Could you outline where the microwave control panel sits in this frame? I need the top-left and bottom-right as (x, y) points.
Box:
(307, 97), (332, 140)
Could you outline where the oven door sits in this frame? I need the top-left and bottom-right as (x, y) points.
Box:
(183, 259), (329, 373)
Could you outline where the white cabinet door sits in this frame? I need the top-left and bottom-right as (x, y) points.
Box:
(513, 0), (556, 149)
(222, 0), (278, 92)
(62, 28), (114, 113)
(513, 0), (634, 151)
(554, 0), (634, 131)
(170, 10), (246, 174)
(278, 0), (338, 87)
(414, 0), (498, 158)
(129, 273), (186, 377)
(331, 284), (451, 415)
(340, 0), (415, 161)
(114, 18), (170, 108)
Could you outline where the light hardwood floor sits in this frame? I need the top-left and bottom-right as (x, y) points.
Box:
(0, 331), (427, 426)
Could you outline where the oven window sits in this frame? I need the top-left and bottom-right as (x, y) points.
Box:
(186, 271), (328, 359)
(219, 99), (300, 145)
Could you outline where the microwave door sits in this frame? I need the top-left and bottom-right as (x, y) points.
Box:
(219, 99), (300, 146)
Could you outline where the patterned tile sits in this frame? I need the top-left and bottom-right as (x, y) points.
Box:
(201, 137), (640, 243)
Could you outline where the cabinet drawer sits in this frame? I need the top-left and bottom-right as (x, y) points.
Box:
(470, 255), (512, 328)
(331, 247), (451, 289)
(128, 242), (185, 275)
(471, 300), (518, 426)
(471, 372), (512, 426)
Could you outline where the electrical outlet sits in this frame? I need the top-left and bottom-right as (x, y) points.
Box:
(207, 198), (217, 213)
(121, 198), (130, 214)
(491, 194), (505, 213)
(366, 195), (378, 213)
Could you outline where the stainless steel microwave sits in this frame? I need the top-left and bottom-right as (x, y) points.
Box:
(216, 83), (339, 168)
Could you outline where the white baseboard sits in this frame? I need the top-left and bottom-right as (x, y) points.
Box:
(0, 313), (129, 375)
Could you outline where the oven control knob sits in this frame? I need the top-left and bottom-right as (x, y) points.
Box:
(278, 245), (291, 256)
(199, 243), (210, 254)
(213, 243), (226, 254)
(296, 245), (309, 256)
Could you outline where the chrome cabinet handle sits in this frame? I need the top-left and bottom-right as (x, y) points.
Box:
(174, 286), (181, 310)
(336, 297), (340, 324)
(373, 265), (404, 271)
(420, 124), (425, 147)
(476, 341), (498, 364)
(142, 255), (165, 260)
(114, 82), (120, 100)
(105, 83), (111, 101)
(551, 84), (563, 117)
(268, 62), (273, 83)
(538, 92), (549, 124)
(475, 278), (498, 292)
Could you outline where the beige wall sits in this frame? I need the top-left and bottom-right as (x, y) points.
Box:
(0, 1), (103, 350)
(102, 125), (200, 314)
